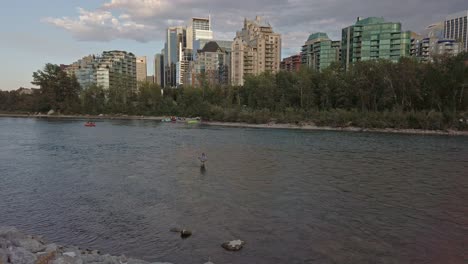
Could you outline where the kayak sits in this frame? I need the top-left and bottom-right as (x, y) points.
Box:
(84, 122), (96, 127)
(187, 120), (199, 124)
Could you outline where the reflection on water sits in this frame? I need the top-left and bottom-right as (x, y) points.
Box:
(0, 117), (467, 264)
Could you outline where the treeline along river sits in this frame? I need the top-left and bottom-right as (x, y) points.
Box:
(0, 118), (466, 263)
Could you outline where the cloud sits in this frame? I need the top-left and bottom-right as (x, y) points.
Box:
(43, 0), (466, 55)
(43, 7), (155, 42)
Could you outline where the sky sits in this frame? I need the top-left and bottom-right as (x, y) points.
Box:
(0, 0), (466, 91)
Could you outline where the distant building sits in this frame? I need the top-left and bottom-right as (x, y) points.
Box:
(194, 39), (232, 60)
(16, 87), (36, 95)
(136, 56), (147, 85)
(280, 54), (301, 72)
(154, 53), (164, 87)
(188, 17), (213, 50)
(444, 10), (468, 51)
(231, 16), (282, 86)
(301, 33), (341, 71)
(66, 51), (137, 91)
(97, 51), (137, 92)
(411, 22), (463, 62)
(146, 75), (154, 83)
(191, 41), (230, 87)
(342, 17), (411, 69)
(164, 26), (186, 87)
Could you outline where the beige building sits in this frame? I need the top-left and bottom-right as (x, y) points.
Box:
(136, 56), (147, 86)
(231, 16), (281, 86)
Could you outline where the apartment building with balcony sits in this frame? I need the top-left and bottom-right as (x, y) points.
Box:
(342, 17), (410, 69)
(301, 32), (341, 71)
(231, 16), (281, 86)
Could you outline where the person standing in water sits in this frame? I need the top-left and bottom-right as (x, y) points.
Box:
(199, 153), (207, 167)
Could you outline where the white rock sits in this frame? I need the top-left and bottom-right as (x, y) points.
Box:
(48, 109), (55, 115)
(221, 239), (245, 251)
(63, 252), (76, 258)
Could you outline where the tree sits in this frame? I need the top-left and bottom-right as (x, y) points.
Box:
(32, 63), (82, 113)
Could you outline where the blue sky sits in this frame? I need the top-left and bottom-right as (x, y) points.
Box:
(0, 0), (465, 90)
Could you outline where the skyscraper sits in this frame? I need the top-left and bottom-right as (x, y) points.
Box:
(154, 53), (164, 87)
(342, 17), (410, 69)
(164, 26), (186, 87)
(231, 16), (282, 86)
(136, 56), (147, 86)
(444, 10), (468, 51)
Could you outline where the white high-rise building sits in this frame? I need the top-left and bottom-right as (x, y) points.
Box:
(444, 10), (468, 51)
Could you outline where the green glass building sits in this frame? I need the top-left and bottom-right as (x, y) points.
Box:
(342, 17), (411, 69)
(301, 32), (341, 71)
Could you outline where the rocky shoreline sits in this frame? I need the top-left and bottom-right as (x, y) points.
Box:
(0, 227), (173, 264)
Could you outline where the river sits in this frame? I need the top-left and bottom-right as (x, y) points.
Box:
(0, 117), (466, 264)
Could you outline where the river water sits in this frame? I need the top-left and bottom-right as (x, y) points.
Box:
(0, 118), (467, 264)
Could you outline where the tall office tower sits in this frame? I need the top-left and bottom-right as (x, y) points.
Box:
(231, 16), (281, 86)
(154, 53), (164, 87)
(164, 26), (186, 87)
(444, 10), (468, 51)
(342, 17), (410, 69)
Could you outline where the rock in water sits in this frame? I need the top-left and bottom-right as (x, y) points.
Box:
(180, 230), (192, 239)
(221, 240), (245, 251)
(47, 109), (55, 115)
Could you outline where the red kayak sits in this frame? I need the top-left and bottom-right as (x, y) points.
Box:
(84, 122), (96, 127)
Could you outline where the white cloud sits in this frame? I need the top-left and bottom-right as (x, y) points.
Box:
(43, 7), (155, 42)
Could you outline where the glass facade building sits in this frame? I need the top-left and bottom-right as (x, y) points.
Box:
(444, 10), (468, 52)
(342, 17), (410, 69)
(301, 32), (341, 71)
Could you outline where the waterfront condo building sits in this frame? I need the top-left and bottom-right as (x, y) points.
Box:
(191, 41), (231, 87)
(444, 10), (468, 51)
(231, 16), (281, 86)
(96, 51), (137, 92)
(66, 51), (137, 92)
(301, 32), (341, 71)
(280, 54), (301, 72)
(341, 17), (411, 69)
(136, 56), (147, 86)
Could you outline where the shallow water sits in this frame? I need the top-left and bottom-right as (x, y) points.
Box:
(0, 117), (467, 264)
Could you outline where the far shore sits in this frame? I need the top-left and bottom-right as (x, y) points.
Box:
(1, 113), (468, 136)
(202, 121), (468, 136)
(0, 113), (165, 121)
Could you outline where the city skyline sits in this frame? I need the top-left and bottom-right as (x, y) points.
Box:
(0, 0), (466, 90)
